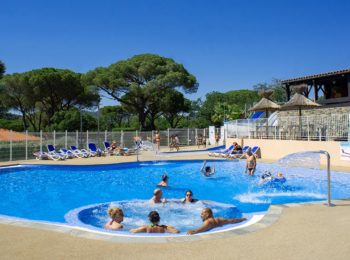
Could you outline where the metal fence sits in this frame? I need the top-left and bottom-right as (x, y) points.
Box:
(226, 113), (349, 141)
(0, 128), (209, 162)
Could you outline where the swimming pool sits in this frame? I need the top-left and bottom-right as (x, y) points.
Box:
(0, 160), (350, 234)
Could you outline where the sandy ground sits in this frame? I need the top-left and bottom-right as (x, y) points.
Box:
(1, 148), (350, 260)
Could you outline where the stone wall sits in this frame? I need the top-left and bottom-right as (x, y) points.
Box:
(278, 105), (350, 117)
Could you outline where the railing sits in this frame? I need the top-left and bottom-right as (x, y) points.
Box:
(0, 128), (209, 162)
(226, 113), (349, 141)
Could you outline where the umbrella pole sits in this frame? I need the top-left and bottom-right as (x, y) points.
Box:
(266, 109), (269, 139)
(299, 107), (302, 139)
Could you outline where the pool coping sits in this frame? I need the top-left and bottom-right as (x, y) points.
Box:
(0, 199), (345, 243)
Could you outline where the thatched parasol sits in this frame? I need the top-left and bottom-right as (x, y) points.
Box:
(249, 89), (280, 137)
(281, 84), (321, 138)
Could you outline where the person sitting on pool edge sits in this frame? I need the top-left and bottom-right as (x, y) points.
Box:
(186, 208), (247, 235)
(150, 188), (167, 203)
(157, 174), (168, 187)
(130, 211), (180, 233)
(104, 207), (124, 230)
(201, 160), (215, 177)
(182, 190), (198, 203)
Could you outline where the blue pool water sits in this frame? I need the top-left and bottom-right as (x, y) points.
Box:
(1, 160), (350, 232)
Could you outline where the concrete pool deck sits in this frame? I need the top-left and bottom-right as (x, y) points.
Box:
(0, 150), (350, 259)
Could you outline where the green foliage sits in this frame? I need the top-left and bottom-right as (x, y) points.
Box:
(199, 90), (259, 126)
(50, 109), (97, 131)
(0, 118), (24, 132)
(99, 105), (131, 130)
(253, 79), (287, 102)
(0, 60), (5, 79)
(0, 68), (99, 131)
(85, 54), (198, 130)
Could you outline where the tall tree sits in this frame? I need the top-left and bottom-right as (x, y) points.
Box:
(0, 60), (5, 79)
(253, 79), (287, 102)
(85, 54), (198, 130)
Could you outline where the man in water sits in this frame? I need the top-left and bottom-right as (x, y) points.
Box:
(201, 160), (215, 177)
(149, 188), (167, 203)
(187, 208), (247, 235)
(245, 150), (256, 176)
(130, 211), (180, 233)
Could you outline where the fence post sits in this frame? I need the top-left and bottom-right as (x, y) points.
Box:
(86, 130), (89, 149)
(76, 130), (79, 148)
(151, 130), (154, 146)
(187, 128), (190, 146)
(274, 126), (277, 140)
(25, 130), (28, 160)
(53, 130), (56, 147)
(195, 128), (198, 142)
(307, 117), (310, 141)
(105, 130), (107, 142)
(167, 128), (170, 147)
(9, 130), (12, 161)
(40, 130), (43, 153)
(236, 121), (238, 138)
(65, 130), (68, 148)
(121, 130), (124, 147)
(248, 120), (250, 139)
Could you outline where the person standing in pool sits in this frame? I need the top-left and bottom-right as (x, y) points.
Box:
(157, 174), (168, 187)
(104, 207), (124, 230)
(245, 149), (256, 176)
(201, 160), (215, 177)
(182, 190), (198, 203)
(186, 208), (247, 235)
(130, 211), (180, 233)
(150, 188), (167, 203)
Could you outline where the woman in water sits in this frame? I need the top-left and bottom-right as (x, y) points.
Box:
(104, 207), (124, 230)
(182, 190), (198, 203)
(157, 174), (168, 187)
(201, 160), (215, 177)
(130, 211), (180, 233)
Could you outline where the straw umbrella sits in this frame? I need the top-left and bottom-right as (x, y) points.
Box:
(249, 90), (281, 137)
(281, 84), (321, 138)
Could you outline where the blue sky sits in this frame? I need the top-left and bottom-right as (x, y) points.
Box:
(1, 0), (349, 107)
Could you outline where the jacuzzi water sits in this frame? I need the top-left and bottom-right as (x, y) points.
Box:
(0, 160), (350, 234)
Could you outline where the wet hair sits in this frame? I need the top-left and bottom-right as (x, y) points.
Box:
(162, 174), (168, 181)
(153, 188), (162, 196)
(108, 207), (123, 220)
(202, 208), (213, 218)
(205, 166), (211, 172)
(185, 190), (193, 196)
(148, 211), (160, 224)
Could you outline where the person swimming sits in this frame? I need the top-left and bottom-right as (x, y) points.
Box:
(260, 171), (286, 185)
(201, 160), (215, 177)
(157, 174), (168, 187)
(182, 190), (198, 203)
(104, 207), (124, 230)
(130, 211), (180, 233)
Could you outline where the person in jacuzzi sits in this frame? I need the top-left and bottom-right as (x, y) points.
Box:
(150, 188), (167, 203)
(182, 190), (199, 203)
(201, 160), (215, 177)
(186, 208), (247, 235)
(157, 174), (168, 187)
(104, 207), (124, 230)
(130, 211), (180, 234)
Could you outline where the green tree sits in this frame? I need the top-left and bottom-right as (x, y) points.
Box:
(50, 108), (97, 131)
(85, 54), (198, 130)
(253, 79), (287, 102)
(211, 102), (242, 124)
(100, 105), (131, 130)
(0, 60), (5, 79)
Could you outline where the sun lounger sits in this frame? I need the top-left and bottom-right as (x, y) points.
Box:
(47, 144), (67, 160)
(59, 148), (75, 159)
(70, 145), (90, 158)
(33, 151), (63, 161)
(227, 145), (250, 159)
(209, 145), (235, 157)
(88, 143), (104, 157)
